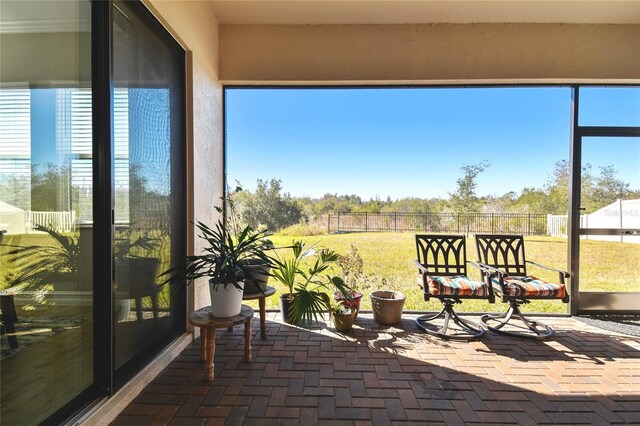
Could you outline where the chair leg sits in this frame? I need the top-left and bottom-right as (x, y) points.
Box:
(416, 300), (484, 340)
(481, 300), (554, 340)
(1, 295), (19, 349)
(151, 292), (159, 320)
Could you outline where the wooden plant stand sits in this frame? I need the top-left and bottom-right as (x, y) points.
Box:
(188, 304), (254, 381)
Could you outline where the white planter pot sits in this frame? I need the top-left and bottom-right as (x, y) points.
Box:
(209, 279), (244, 318)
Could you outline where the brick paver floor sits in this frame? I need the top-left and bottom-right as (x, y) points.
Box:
(113, 313), (640, 425)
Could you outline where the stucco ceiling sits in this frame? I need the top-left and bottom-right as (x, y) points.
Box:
(209, 0), (640, 25)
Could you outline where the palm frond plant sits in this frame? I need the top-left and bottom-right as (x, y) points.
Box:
(114, 231), (159, 261)
(3, 225), (161, 308)
(2, 224), (80, 293)
(270, 240), (352, 326)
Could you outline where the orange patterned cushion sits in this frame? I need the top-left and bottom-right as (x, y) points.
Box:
(492, 275), (566, 299)
(421, 275), (488, 297)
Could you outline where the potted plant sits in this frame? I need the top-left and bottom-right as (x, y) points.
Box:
(334, 244), (369, 317)
(115, 230), (160, 295)
(161, 210), (273, 318)
(270, 240), (351, 326)
(331, 300), (357, 332)
(114, 229), (161, 320)
(225, 187), (273, 296)
(240, 257), (271, 295)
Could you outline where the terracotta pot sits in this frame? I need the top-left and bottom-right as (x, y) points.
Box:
(332, 310), (357, 332)
(334, 291), (363, 317)
(280, 294), (296, 324)
(370, 290), (406, 325)
(209, 280), (244, 317)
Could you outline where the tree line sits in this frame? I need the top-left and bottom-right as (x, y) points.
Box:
(5, 159), (634, 233)
(232, 159), (639, 232)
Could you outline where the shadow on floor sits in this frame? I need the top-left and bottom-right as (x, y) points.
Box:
(113, 313), (640, 425)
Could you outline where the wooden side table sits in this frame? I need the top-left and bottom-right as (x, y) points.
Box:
(188, 304), (254, 381)
(241, 286), (276, 338)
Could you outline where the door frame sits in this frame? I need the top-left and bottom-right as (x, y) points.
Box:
(568, 86), (640, 315)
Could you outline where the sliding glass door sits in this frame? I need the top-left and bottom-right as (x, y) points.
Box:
(0, 0), (185, 423)
(0, 1), (94, 423)
(112, 0), (186, 376)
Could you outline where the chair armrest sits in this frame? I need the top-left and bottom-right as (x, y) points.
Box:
(475, 262), (507, 278)
(413, 260), (429, 275)
(526, 260), (570, 279)
(467, 261), (488, 273)
(467, 261), (496, 301)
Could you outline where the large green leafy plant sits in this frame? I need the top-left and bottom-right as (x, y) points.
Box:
(161, 203), (273, 290)
(270, 240), (352, 326)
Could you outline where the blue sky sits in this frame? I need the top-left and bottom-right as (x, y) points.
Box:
(226, 87), (639, 200)
(31, 89), (58, 165)
(28, 86), (638, 200)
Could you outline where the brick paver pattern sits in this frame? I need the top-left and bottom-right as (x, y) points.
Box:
(113, 313), (640, 425)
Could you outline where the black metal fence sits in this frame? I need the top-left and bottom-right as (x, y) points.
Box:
(327, 212), (548, 235)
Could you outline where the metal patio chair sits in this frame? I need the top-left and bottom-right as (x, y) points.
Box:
(415, 234), (494, 340)
(475, 234), (570, 339)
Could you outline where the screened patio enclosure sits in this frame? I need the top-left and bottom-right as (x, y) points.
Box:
(0, 0), (638, 424)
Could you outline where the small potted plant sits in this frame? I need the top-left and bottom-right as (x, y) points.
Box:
(334, 244), (369, 317)
(270, 240), (351, 326)
(331, 300), (357, 332)
(161, 205), (273, 318)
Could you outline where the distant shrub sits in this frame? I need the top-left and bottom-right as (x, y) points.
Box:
(240, 179), (303, 232)
(277, 223), (327, 236)
(337, 244), (401, 294)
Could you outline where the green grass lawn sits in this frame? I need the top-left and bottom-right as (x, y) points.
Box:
(3, 231), (638, 315)
(261, 232), (640, 313)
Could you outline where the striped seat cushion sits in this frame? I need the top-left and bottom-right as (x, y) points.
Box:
(420, 275), (489, 297)
(492, 275), (566, 299)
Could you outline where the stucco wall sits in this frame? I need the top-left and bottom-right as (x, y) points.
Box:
(145, 0), (222, 315)
(220, 23), (640, 84)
